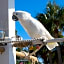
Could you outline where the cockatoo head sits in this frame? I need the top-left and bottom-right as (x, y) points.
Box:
(12, 11), (31, 21)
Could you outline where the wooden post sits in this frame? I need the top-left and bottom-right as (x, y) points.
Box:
(0, 0), (16, 64)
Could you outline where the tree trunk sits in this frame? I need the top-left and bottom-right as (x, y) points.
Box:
(54, 27), (62, 64)
(48, 51), (52, 64)
(56, 46), (62, 64)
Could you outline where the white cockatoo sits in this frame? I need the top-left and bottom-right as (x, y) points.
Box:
(12, 11), (59, 50)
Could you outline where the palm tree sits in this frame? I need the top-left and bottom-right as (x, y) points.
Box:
(36, 1), (64, 64)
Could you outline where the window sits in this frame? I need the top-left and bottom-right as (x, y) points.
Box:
(0, 30), (5, 39)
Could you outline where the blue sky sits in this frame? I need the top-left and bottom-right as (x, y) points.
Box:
(15, 0), (64, 39)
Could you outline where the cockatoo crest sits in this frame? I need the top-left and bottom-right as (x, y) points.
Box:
(12, 11), (31, 21)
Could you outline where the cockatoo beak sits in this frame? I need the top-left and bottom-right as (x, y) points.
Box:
(12, 15), (18, 21)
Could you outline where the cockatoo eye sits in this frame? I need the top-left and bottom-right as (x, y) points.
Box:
(16, 13), (18, 15)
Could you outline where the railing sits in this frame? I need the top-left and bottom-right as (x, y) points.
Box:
(0, 36), (64, 64)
